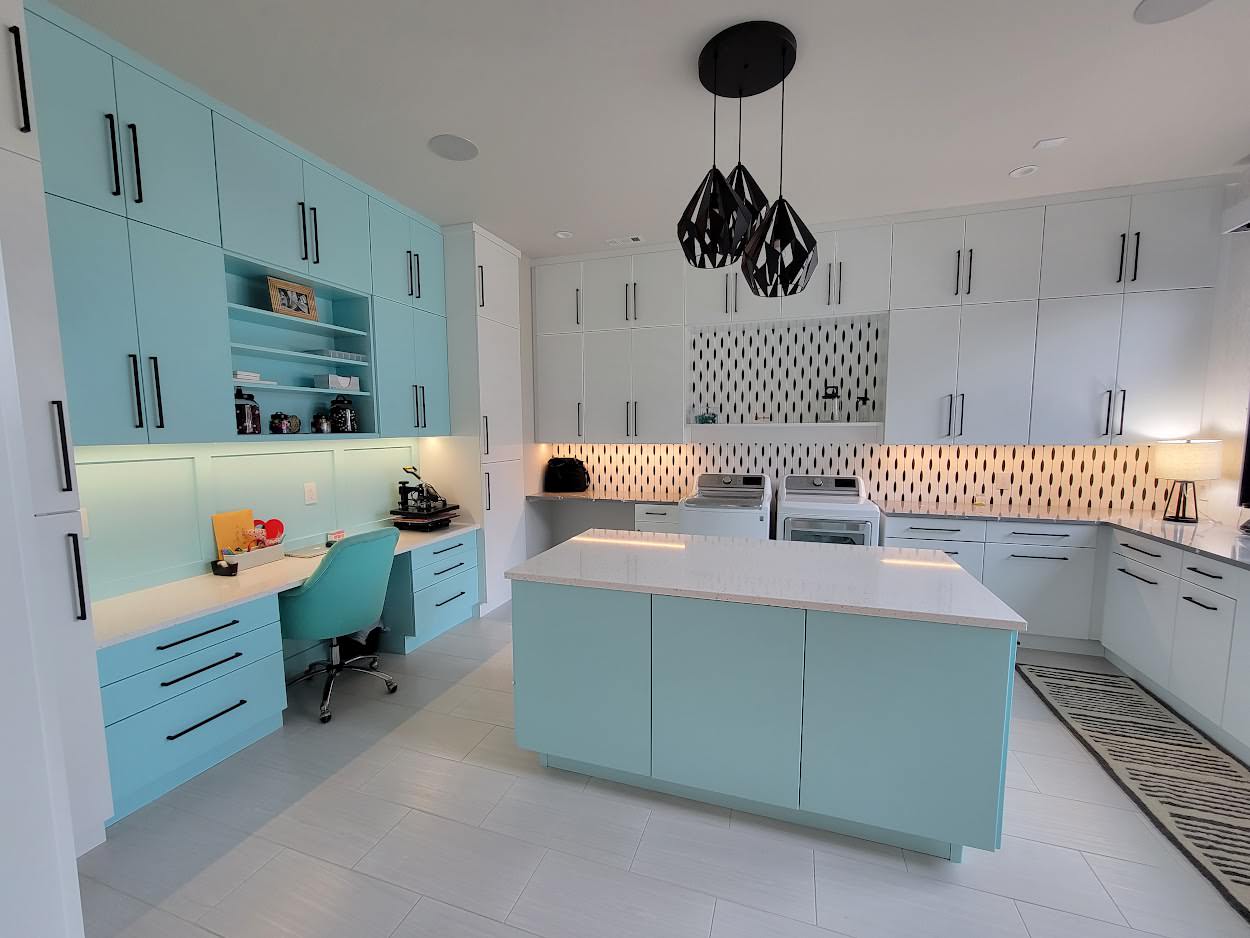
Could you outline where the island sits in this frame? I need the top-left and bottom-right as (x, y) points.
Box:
(505, 529), (1025, 861)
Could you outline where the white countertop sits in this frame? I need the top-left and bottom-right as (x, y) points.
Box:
(505, 529), (1025, 631)
(92, 524), (480, 650)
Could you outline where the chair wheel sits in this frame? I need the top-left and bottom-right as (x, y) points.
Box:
(386, 681), (398, 694)
(319, 712), (332, 724)
(369, 657), (380, 671)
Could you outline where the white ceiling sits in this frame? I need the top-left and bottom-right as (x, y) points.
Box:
(56, 0), (1250, 258)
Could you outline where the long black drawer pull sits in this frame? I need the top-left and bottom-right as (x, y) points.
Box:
(1185, 566), (1222, 580)
(156, 618), (240, 651)
(298, 201), (308, 260)
(1116, 232), (1126, 284)
(1182, 595), (1219, 612)
(1118, 567), (1158, 587)
(1119, 542), (1161, 559)
(1011, 532), (1070, 537)
(8, 26), (30, 133)
(435, 591), (466, 608)
(1011, 554), (1068, 561)
(310, 206), (320, 263)
(432, 542), (463, 555)
(907, 526), (961, 533)
(413, 252), (422, 299)
(643, 511), (669, 516)
(128, 354), (144, 428)
(149, 356), (165, 428)
(434, 561), (465, 576)
(105, 113), (122, 196)
(160, 652), (243, 687)
(68, 532), (88, 621)
(166, 699), (246, 741)
(127, 123), (144, 203)
(52, 400), (73, 493)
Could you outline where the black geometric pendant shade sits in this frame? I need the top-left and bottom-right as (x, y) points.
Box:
(726, 161), (769, 238)
(740, 197), (819, 297)
(677, 166), (751, 269)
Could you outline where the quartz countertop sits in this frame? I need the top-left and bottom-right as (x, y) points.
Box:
(505, 529), (1025, 632)
(92, 523), (481, 649)
(527, 490), (680, 505)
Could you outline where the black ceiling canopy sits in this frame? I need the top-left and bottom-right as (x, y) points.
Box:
(697, 21), (797, 98)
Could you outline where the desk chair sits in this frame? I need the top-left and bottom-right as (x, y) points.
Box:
(281, 527), (400, 723)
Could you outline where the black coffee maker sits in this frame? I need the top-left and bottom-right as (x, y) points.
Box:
(390, 467), (459, 531)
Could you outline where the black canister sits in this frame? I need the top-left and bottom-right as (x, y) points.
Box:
(329, 395), (358, 433)
(235, 387), (261, 435)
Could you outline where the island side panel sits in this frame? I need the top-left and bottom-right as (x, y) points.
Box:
(512, 580), (652, 776)
(800, 611), (1016, 852)
(652, 595), (806, 808)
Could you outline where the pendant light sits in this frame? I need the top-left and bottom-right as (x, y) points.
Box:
(725, 97), (768, 240)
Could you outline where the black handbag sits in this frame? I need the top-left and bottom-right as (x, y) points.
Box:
(543, 457), (591, 493)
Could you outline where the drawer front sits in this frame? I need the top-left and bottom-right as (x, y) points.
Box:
(884, 537), (985, 580)
(635, 503), (679, 526)
(409, 530), (478, 573)
(101, 622), (282, 726)
(412, 555), (479, 595)
(1182, 557), (1247, 600)
(1170, 582), (1235, 724)
(636, 521), (681, 534)
(1102, 555), (1180, 686)
(1111, 529), (1183, 576)
(981, 544), (1095, 639)
(882, 516), (987, 542)
(985, 521), (1097, 549)
(97, 595), (280, 686)
(105, 652), (286, 805)
(414, 567), (480, 642)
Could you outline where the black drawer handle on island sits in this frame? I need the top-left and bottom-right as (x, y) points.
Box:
(160, 651), (243, 687)
(432, 542), (464, 555)
(156, 618), (239, 651)
(166, 699), (246, 741)
(1117, 567), (1158, 587)
(1010, 553), (1068, 561)
(434, 561), (465, 576)
(1119, 542), (1161, 559)
(1186, 566), (1223, 580)
(435, 591), (466, 608)
(8, 26), (30, 133)
(1182, 595), (1219, 612)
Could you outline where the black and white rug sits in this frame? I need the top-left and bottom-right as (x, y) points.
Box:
(1017, 663), (1250, 922)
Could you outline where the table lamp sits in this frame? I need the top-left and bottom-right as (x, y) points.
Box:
(1152, 439), (1222, 523)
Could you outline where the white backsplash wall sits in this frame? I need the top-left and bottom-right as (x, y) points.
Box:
(551, 442), (1165, 512)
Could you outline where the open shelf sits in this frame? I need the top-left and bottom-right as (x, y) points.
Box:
(231, 343), (370, 369)
(232, 431), (378, 442)
(233, 381), (371, 398)
(227, 303), (368, 338)
(687, 421), (884, 444)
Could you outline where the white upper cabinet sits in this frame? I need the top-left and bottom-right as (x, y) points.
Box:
(890, 216), (965, 309)
(534, 332), (583, 442)
(533, 261), (582, 335)
(1040, 197), (1131, 298)
(685, 266), (733, 325)
(833, 225), (892, 314)
(1, 0), (38, 160)
(582, 329), (631, 442)
(477, 234), (520, 328)
(884, 306), (961, 443)
(1030, 295), (1124, 444)
(630, 250), (684, 327)
(952, 301), (1037, 444)
(730, 269), (782, 321)
(780, 233), (836, 320)
(630, 325), (685, 443)
(1125, 188), (1221, 293)
(960, 208), (1044, 304)
(581, 255), (633, 331)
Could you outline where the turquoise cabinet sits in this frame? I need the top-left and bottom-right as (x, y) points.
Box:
(369, 198), (413, 305)
(410, 221), (446, 316)
(652, 596), (805, 808)
(129, 222), (234, 442)
(372, 296), (419, 437)
(414, 309), (450, 435)
(214, 113), (306, 270)
(302, 163), (371, 293)
(512, 581), (651, 776)
(380, 531), (480, 654)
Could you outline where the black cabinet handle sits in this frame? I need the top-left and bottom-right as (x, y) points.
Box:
(126, 123), (144, 203)
(956, 392), (966, 437)
(1117, 566), (1158, 586)
(105, 113), (122, 197)
(625, 400), (631, 437)
(837, 260), (843, 305)
(907, 526), (961, 533)
(575, 287), (580, 325)
(478, 265), (485, 308)
(156, 618), (239, 651)
(160, 651), (243, 687)
(825, 262), (833, 306)
(68, 532), (87, 621)
(432, 542), (463, 555)
(633, 401), (639, 438)
(942, 393), (953, 437)
(482, 415), (490, 454)
(166, 699), (246, 741)
(1116, 389), (1127, 436)
(298, 201), (308, 260)
(734, 272), (740, 313)
(406, 250), (414, 296)
(8, 26), (30, 133)
(1010, 553), (1068, 561)
(1116, 232), (1126, 284)
(1131, 231), (1141, 282)
(1102, 389), (1113, 436)
(1186, 566), (1223, 580)
(434, 561), (465, 576)
(413, 385), (420, 428)
(1010, 531), (1070, 537)
(128, 354), (144, 428)
(435, 591), (466, 608)
(310, 206), (320, 263)
(953, 249), (961, 296)
(643, 511), (668, 516)
(1182, 595), (1219, 612)
(413, 253), (422, 299)
(52, 400), (73, 493)
(149, 356), (165, 428)
(624, 282), (629, 321)
(576, 401), (582, 437)
(723, 272), (729, 315)
(632, 281), (638, 321)
(419, 385), (427, 429)
(964, 247), (974, 295)
(1119, 541), (1161, 558)
(484, 471), (492, 510)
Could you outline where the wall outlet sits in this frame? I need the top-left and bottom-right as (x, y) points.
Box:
(303, 481), (318, 505)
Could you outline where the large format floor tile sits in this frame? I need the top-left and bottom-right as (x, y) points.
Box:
(1003, 788), (1173, 866)
(1014, 750), (1135, 808)
(1083, 853), (1250, 938)
(728, 811), (906, 871)
(382, 708), (495, 760)
(464, 723), (587, 784)
(79, 877), (221, 938)
(1007, 719), (1097, 763)
(711, 899), (847, 938)
(359, 747), (515, 825)
(393, 897), (536, 938)
(585, 777), (732, 828)
(1016, 901), (1196, 938)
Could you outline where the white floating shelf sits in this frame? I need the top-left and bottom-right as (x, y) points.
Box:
(686, 421), (884, 444)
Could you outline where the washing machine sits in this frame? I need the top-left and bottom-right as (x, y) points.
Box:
(776, 475), (880, 546)
(678, 473), (773, 539)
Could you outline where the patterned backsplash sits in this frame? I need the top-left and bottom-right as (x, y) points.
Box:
(550, 442), (1165, 512)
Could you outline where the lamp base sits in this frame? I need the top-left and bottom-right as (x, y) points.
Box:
(1162, 480), (1199, 524)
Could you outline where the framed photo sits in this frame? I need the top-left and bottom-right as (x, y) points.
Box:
(267, 277), (318, 322)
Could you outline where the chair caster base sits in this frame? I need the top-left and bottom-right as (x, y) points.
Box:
(386, 681), (398, 694)
(319, 712), (332, 724)
(369, 657), (381, 671)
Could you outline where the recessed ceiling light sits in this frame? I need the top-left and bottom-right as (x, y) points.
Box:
(554, 230), (574, 239)
(1009, 164), (1039, 179)
(1033, 136), (1068, 151)
(1133, 0), (1213, 24)
(427, 134), (479, 161)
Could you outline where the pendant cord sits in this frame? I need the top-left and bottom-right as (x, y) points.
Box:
(711, 49), (719, 167)
(737, 96), (742, 166)
(778, 51), (786, 196)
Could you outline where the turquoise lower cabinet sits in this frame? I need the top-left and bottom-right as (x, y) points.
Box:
(512, 581), (651, 776)
(799, 612), (1015, 852)
(302, 163), (371, 293)
(652, 596), (805, 807)
(381, 532), (480, 653)
(413, 309), (450, 435)
(410, 221), (446, 317)
(372, 297), (419, 437)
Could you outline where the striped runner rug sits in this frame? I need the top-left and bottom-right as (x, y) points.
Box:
(1016, 663), (1250, 922)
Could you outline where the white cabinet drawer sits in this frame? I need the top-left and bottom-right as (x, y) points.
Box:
(1103, 555), (1179, 686)
(634, 503), (678, 525)
(985, 521), (1097, 549)
(884, 537), (984, 579)
(982, 544), (1095, 639)
(1181, 557), (1247, 600)
(1111, 529), (1183, 577)
(1170, 582), (1235, 725)
(882, 516), (986, 542)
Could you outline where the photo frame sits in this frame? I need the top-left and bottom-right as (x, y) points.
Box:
(266, 277), (318, 322)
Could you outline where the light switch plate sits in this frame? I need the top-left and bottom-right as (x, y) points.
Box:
(303, 481), (318, 505)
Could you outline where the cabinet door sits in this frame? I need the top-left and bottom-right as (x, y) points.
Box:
(114, 61), (218, 245)
(0, 150), (76, 512)
(481, 458), (525, 612)
(413, 308), (449, 436)
(45, 196), (146, 445)
(369, 198), (413, 305)
(1030, 296), (1123, 444)
(883, 537), (984, 580)
(532, 261), (582, 335)
(1103, 557), (1179, 685)
(129, 222), (233, 443)
(582, 329), (632, 443)
(630, 250), (685, 326)
(890, 216), (964, 309)
(1040, 197), (1131, 299)
(213, 114), (306, 271)
(370, 297), (419, 437)
(953, 301), (1036, 444)
(684, 266), (732, 325)
(410, 221), (446, 317)
(1114, 289), (1212, 442)
(581, 255), (632, 331)
(630, 325), (685, 443)
(1169, 583), (1234, 724)
(0, 3), (38, 159)
(961, 207), (1043, 304)
(1222, 608), (1250, 747)
(26, 14), (121, 212)
(834, 225), (892, 314)
(302, 164), (371, 293)
(476, 235), (520, 328)
(982, 544), (1094, 639)
(731, 270), (782, 321)
(1126, 188), (1221, 293)
(534, 332), (583, 442)
(883, 307), (960, 443)
(477, 316), (522, 462)
(780, 232), (836, 320)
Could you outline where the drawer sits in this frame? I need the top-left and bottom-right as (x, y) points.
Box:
(884, 537), (985, 580)
(97, 595), (280, 687)
(985, 521), (1097, 549)
(1170, 582), (1235, 724)
(413, 554), (478, 594)
(1111, 529), (1184, 576)
(981, 544), (1095, 639)
(409, 530), (478, 573)
(101, 622), (282, 727)
(1181, 556), (1247, 600)
(635, 503), (679, 526)
(636, 521), (681, 534)
(1102, 555), (1180, 685)
(882, 516), (987, 542)
(414, 567), (480, 642)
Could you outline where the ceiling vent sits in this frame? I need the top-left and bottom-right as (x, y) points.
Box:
(606, 235), (645, 247)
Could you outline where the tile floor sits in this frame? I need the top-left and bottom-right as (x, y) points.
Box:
(78, 611), (1250, 938)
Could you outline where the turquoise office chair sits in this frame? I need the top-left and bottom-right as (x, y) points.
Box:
(281, 527), (401, 723)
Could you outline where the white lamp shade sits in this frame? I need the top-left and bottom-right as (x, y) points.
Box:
(1151, 439), (1223, 482)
